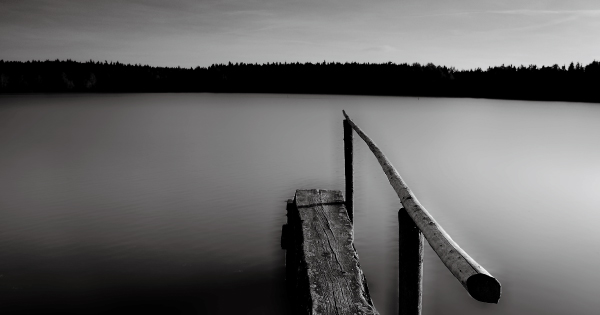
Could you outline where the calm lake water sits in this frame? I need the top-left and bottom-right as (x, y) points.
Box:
(1, 93), (599, 315)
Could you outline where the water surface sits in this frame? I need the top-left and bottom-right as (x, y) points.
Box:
(1, 93), (599, 314)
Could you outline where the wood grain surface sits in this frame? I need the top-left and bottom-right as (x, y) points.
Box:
(286, 189), (378, 315)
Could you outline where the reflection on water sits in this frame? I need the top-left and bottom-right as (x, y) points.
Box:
(1, 94), (599, 314)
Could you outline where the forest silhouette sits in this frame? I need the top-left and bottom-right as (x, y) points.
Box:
(1, 59), (599, 103)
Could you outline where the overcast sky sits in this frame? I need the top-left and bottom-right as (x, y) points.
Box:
(1, 0), (599, 69)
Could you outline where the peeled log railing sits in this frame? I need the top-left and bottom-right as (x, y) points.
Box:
(342, 110), (501, 313)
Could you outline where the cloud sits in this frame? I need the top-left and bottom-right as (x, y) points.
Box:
(491, 9), (600, 17)
(224, 9), (275, 17)
(402, 11), (485, 19)
(401, 9), (600, 19)
(363, 45), (397, 53)
(479, 9), (600, 33)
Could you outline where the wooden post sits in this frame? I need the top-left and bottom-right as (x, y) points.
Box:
(343, 118), (354, 223)
(343, 110), (501, 303)
(398, 208), (424, 315)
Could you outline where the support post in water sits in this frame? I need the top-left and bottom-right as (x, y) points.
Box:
(342, 110), (501, 304)
(343, 117), (354, 223)
(398, 208), (424, 315)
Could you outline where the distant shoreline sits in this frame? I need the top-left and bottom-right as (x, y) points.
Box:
(2, 59), (599, 103)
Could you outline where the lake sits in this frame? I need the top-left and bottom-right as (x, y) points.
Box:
(1, 93), (599, 314)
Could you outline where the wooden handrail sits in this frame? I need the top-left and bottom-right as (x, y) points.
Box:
(342, 110), (501, 304)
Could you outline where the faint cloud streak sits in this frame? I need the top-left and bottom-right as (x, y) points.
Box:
(491, 9), (600, 17)
(363, 45), (397, 53)
(224, 9), (275, 17)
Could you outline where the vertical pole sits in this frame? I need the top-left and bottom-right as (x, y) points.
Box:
(398, 208), (424, 315)
(343, 118), (354, 223)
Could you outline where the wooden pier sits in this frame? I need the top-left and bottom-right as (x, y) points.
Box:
(282, 189), (378, 315)
(281, 111), (501, 315)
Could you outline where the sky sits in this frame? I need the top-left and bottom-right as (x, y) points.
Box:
(1, 0), (599, 69)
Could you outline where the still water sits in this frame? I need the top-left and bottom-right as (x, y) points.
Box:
(1, 93), (599, 314)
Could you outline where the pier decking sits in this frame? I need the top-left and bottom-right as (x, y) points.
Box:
(282, 189), (378, 315)
(281, 111), (501, 315)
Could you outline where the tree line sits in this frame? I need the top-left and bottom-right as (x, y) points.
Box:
(1, 59), (599, 103)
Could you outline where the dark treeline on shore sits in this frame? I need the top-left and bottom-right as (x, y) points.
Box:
(1, 59), (599, 102)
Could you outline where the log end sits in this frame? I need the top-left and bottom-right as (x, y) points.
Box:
(466, 274), (502, 303)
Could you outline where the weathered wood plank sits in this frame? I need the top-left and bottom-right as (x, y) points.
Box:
(342, 110), (501, 304)
(295, 189), (344, 207)
(284, 189), (378, 315)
